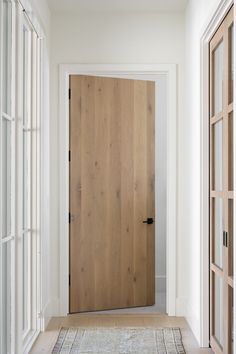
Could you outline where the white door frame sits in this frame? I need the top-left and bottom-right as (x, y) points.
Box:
(58, 64), (177, 316)
(200, 0), (235, 348)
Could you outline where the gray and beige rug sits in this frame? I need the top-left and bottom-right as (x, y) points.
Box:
(52, 327), (185, 353)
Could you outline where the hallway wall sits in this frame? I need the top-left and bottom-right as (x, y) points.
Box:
(183, 0), (223, 344)
(50, 11), (185, 316)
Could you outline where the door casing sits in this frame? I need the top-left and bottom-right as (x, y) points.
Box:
(58, 64), (177, 317)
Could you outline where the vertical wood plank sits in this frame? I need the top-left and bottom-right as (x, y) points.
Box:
(93, 77), (110, 310)
(120, 79), (135, 307)
(70, 76), (97, 312)
(133, 80), (148, 306)
(146, 81), (156, 305)
(106, 78), (122, 308)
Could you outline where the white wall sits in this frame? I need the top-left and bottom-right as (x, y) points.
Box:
(30, 0), (50, 38)
(182, 0), (222, 344)
(50, 12), (185, 314)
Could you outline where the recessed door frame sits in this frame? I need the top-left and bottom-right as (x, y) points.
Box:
(200, 0), (235, 349)
(58, 64), (177, 317)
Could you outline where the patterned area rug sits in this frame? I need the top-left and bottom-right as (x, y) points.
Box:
(52, 327), (186, 353)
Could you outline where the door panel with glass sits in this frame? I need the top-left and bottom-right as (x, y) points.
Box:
(209, 7), (234, 354)
(1, 1), (15, 353)
(0, 1), (41, 352)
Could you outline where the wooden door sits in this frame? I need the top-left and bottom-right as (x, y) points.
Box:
(69, 75), (155, 313)
(209, 7), (234, 353)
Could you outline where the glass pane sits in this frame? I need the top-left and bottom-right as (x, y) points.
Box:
(213, 120), (223, 191)
(22, 25), (31, 231)
(23, 131), (31, 230)
(229, 24), (234, 104)
(22, 23), (31, 335)
(2, 0), (12, 115)
(2, 242), (12, 354)
(213, 41), (224, 115)
(213, 198), (223, 269)
(229, 112), (234, 190)
(2, 118), (11, 238)
(214, 274), (224, 347)
(23, 132), (27, 229)
(229, 286), (234, 354)
(22, 232), (30, 332)
(229, 200), (234, 277)
(23, 26), (30, 127)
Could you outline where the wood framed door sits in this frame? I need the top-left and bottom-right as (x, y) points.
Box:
(69, 75), (155, 313)
(209, 7), (234, 353)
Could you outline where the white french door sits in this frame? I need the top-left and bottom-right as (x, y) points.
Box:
(21, 11), (41, 351)
(0, 1), (16, 353)
(0, 1), (42, 353)
(209, 6), (234, 354)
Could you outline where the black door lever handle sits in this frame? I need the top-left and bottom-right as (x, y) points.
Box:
(223, 230), (228, 247)
(143, 218), (154, 225)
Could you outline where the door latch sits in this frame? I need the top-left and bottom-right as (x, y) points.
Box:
(143, 218), (154, 225)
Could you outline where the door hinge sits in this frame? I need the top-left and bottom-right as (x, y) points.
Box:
(69, 88), (71, 100)
(69, 212), (71, 224)
(69, 150), (71, 162)
(69, 274), (71, 286)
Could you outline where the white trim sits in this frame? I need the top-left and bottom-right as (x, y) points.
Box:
(22, 329), (40, 354)
(40, 299), (51, 331)
(15, 3), (24, 352)
(39, 37), (51, 332)
(0, 0), (3, 346)
(200, 0), (235, 348)
(59, 63), (177, 317)
(0, 1), (17, 353)
(2, 112), (14, 121)
(18, 0), (45, 39)
(2, 235), (14, 243)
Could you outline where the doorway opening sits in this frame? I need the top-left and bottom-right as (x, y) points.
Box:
(58, 64), (177, 317)
(68, 74), (167, 314)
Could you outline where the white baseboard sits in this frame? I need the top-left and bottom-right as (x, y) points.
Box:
(155, 275), (166, 293)
(41, 299), (52, 330)
(176, 297), (202, 346)
(45, 297), (60, 318)
(23, 330), (40, 354)
(185, 300), (201, 345)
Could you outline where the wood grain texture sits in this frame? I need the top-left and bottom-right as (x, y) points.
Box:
(209, 6), (234, 354)
(69, 75), (155, 313)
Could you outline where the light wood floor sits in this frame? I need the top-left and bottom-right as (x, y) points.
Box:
(31, 314), (213, 354)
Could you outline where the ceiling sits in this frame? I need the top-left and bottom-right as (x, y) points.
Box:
(47, 0), (188, 14)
